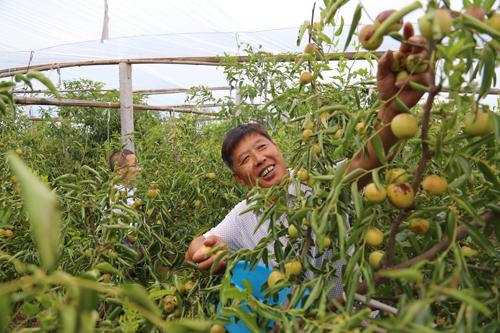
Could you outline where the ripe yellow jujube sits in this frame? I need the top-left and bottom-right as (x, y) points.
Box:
(365, 227), (384, 247)
(461, 246), (478, 257)
(304, 43), (316, 54)
(288, 224), (299, 239)
(387, 183), (415, 209)
(485, 12), (500, 32)
(210, 324), (227, 333)
(297, 168), (309, 182)
(301, 129), (313, 141)
(364, 183), (387, 203)
(369, 250), (385, 269)
(268, 271), (285, 287)
(421, 175), (448, 194)
(390, 113), (418, 139)
(300, 72), (313, 85)
(418, 9), (453, 39)
(385, 168), (409, 184)
(355, 122), (366, 133)
(464, 112), (492, 136)
(285, 260), (303, 276)
(409, 218), (430, 235)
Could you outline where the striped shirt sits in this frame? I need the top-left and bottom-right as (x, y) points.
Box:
(204, 179), (344, 297)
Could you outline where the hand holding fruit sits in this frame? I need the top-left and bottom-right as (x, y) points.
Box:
(377, 22), (433, 113)
(190, 235), (227, 272)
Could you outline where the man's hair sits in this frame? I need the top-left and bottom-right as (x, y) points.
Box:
(221, 123), (273, 171)
(109, 149), (135, 171)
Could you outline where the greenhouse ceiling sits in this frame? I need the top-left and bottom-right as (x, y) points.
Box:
(1, 0), (495, 108)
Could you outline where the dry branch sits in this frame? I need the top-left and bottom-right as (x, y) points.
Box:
(13, 96), (220, 116)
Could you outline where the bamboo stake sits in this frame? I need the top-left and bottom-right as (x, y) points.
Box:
(13, 96), (220, 116)
(11, 86), (232, 95)
(0, 52), (387, 78)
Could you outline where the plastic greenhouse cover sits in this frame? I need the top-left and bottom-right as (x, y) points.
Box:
(1, 0), (496, 109)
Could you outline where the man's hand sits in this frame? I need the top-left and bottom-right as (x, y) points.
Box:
(185, 235), (227, 273)
(348, 22), (434, 178)
(377, 23), (433, 114)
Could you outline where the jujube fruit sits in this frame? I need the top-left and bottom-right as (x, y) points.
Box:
(300, 71), (313, 85)
(465, 7), (485, 21)
(461, 246), (478, 257)
(385, 168), (409, 184)
(485, 12), (500, 31)
(387, 182), (414, 209)
(369, 250), (385, 269)
(304, 43), (316, 54)
(297, 168), (309, 181)
(391, 113), (418, 139)
(285, 260), (303, 276)
(421, 175), (448, 194)
(418, 9), (453, 39)
(268, 271), (285, 287)
(365, 227), (384, 247)
(463, 111), (492, 136)
(364, 183), (387, 203)
(301, 129), (313, 141)
(409, 218), (430, 235)
(359, 25), (383, 50)
(210, 324), (226, 333)
(288, 224), (299, 238)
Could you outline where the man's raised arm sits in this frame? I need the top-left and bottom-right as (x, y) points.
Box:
(347, 23), (432, 184)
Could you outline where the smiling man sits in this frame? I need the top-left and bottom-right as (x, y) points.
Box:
(185, 23), (431, 281)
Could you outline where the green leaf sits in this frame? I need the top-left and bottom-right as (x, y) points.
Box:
(323, 0), (348, 25)
(120, 284), (161, 317)
(445, 210), (457, 242)
(370, 136), (387, 165)
(433, 287), (492, 316)
(334, 16), (344, 36)
(167, 320), (211, 333)
(297, 20), (310, 47)
(7, 152), (60, 272)
(477, 161), (499, 187)
(378, 268), (423, 282)
(395, 97), (411, 113)
(371, 169), (382, 190)
(26, 71), (60, 98)
(303, 278), (324, 310)
(0, 293), (11, 333)
(232, 306), (261, 333)
(22, 302), (40, 317)
(460, 220), (496, 257)
(351, 181), (363, 221)
(478, 45), (496, 100)
(336, 213), (346, 260)
(95, 262), (122, 277)
(409, 81), (430, 92)
(450, 195), (485, 225)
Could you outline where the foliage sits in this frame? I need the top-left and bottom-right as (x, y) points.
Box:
(1, 0), (500, 332)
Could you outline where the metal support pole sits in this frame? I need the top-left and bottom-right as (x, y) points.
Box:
(119, 62), (135, 152)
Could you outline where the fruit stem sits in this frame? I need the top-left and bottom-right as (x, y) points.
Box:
(369, 1), (423, 43)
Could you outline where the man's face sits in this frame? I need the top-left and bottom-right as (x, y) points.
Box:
(116, 154), (140, 183)
(231, 132), (288, 188)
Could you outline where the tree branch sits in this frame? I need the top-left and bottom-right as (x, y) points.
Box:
(356, 210), (499, 295)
